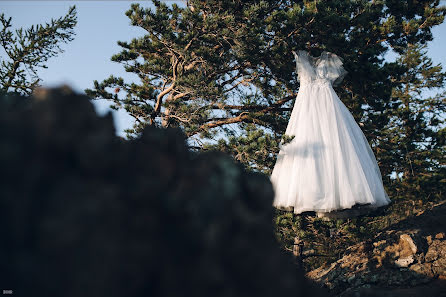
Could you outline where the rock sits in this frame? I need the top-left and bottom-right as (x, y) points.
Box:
(426, 240), (446, 277)
(0, 87), (330, 297)
(427, 235), (433, 245)
(436, 233), (445, 240)
(307, 201), (446, 297)
(400, 234), (417, 255)
(395, 255), (414, 267)
(394, 234), (418, 267)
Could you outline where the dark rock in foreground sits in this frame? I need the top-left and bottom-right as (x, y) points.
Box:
(0, 86), (329, 297)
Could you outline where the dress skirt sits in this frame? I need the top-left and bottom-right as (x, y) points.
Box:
(270, 81), (390, 214)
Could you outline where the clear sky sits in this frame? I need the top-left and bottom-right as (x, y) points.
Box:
(1, 0), (445, 137)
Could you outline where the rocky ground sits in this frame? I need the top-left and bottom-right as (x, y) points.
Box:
(307, 201), (446, 297)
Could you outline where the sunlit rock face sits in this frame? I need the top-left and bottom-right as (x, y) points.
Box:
(307, 202), (446, 297)
(0, 86), (328, 297)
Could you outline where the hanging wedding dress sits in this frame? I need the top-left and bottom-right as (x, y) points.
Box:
(270, 50), (390, 215)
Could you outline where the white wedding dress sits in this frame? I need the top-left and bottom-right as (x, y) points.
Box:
(270, 50), (390, 215)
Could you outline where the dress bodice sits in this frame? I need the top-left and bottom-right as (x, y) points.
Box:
(292, 50), (347, 87)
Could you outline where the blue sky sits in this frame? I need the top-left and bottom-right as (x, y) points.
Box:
(1, 0), (445, 137)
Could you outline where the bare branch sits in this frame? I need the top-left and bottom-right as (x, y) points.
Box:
(153, 56), (179, 114)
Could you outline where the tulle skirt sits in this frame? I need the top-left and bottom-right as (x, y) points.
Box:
(270, 82), (390, 214)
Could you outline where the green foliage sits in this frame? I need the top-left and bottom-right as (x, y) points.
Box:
(377, 43), (445, 201)
(0, 6), (77, 95)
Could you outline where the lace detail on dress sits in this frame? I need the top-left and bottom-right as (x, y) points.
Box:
(292, 50), (347, 87)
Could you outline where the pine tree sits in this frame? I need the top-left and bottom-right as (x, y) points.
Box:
(0, 6), (77, 95)
(85, 0), (444, 174)
(378, 43), (446, 201)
